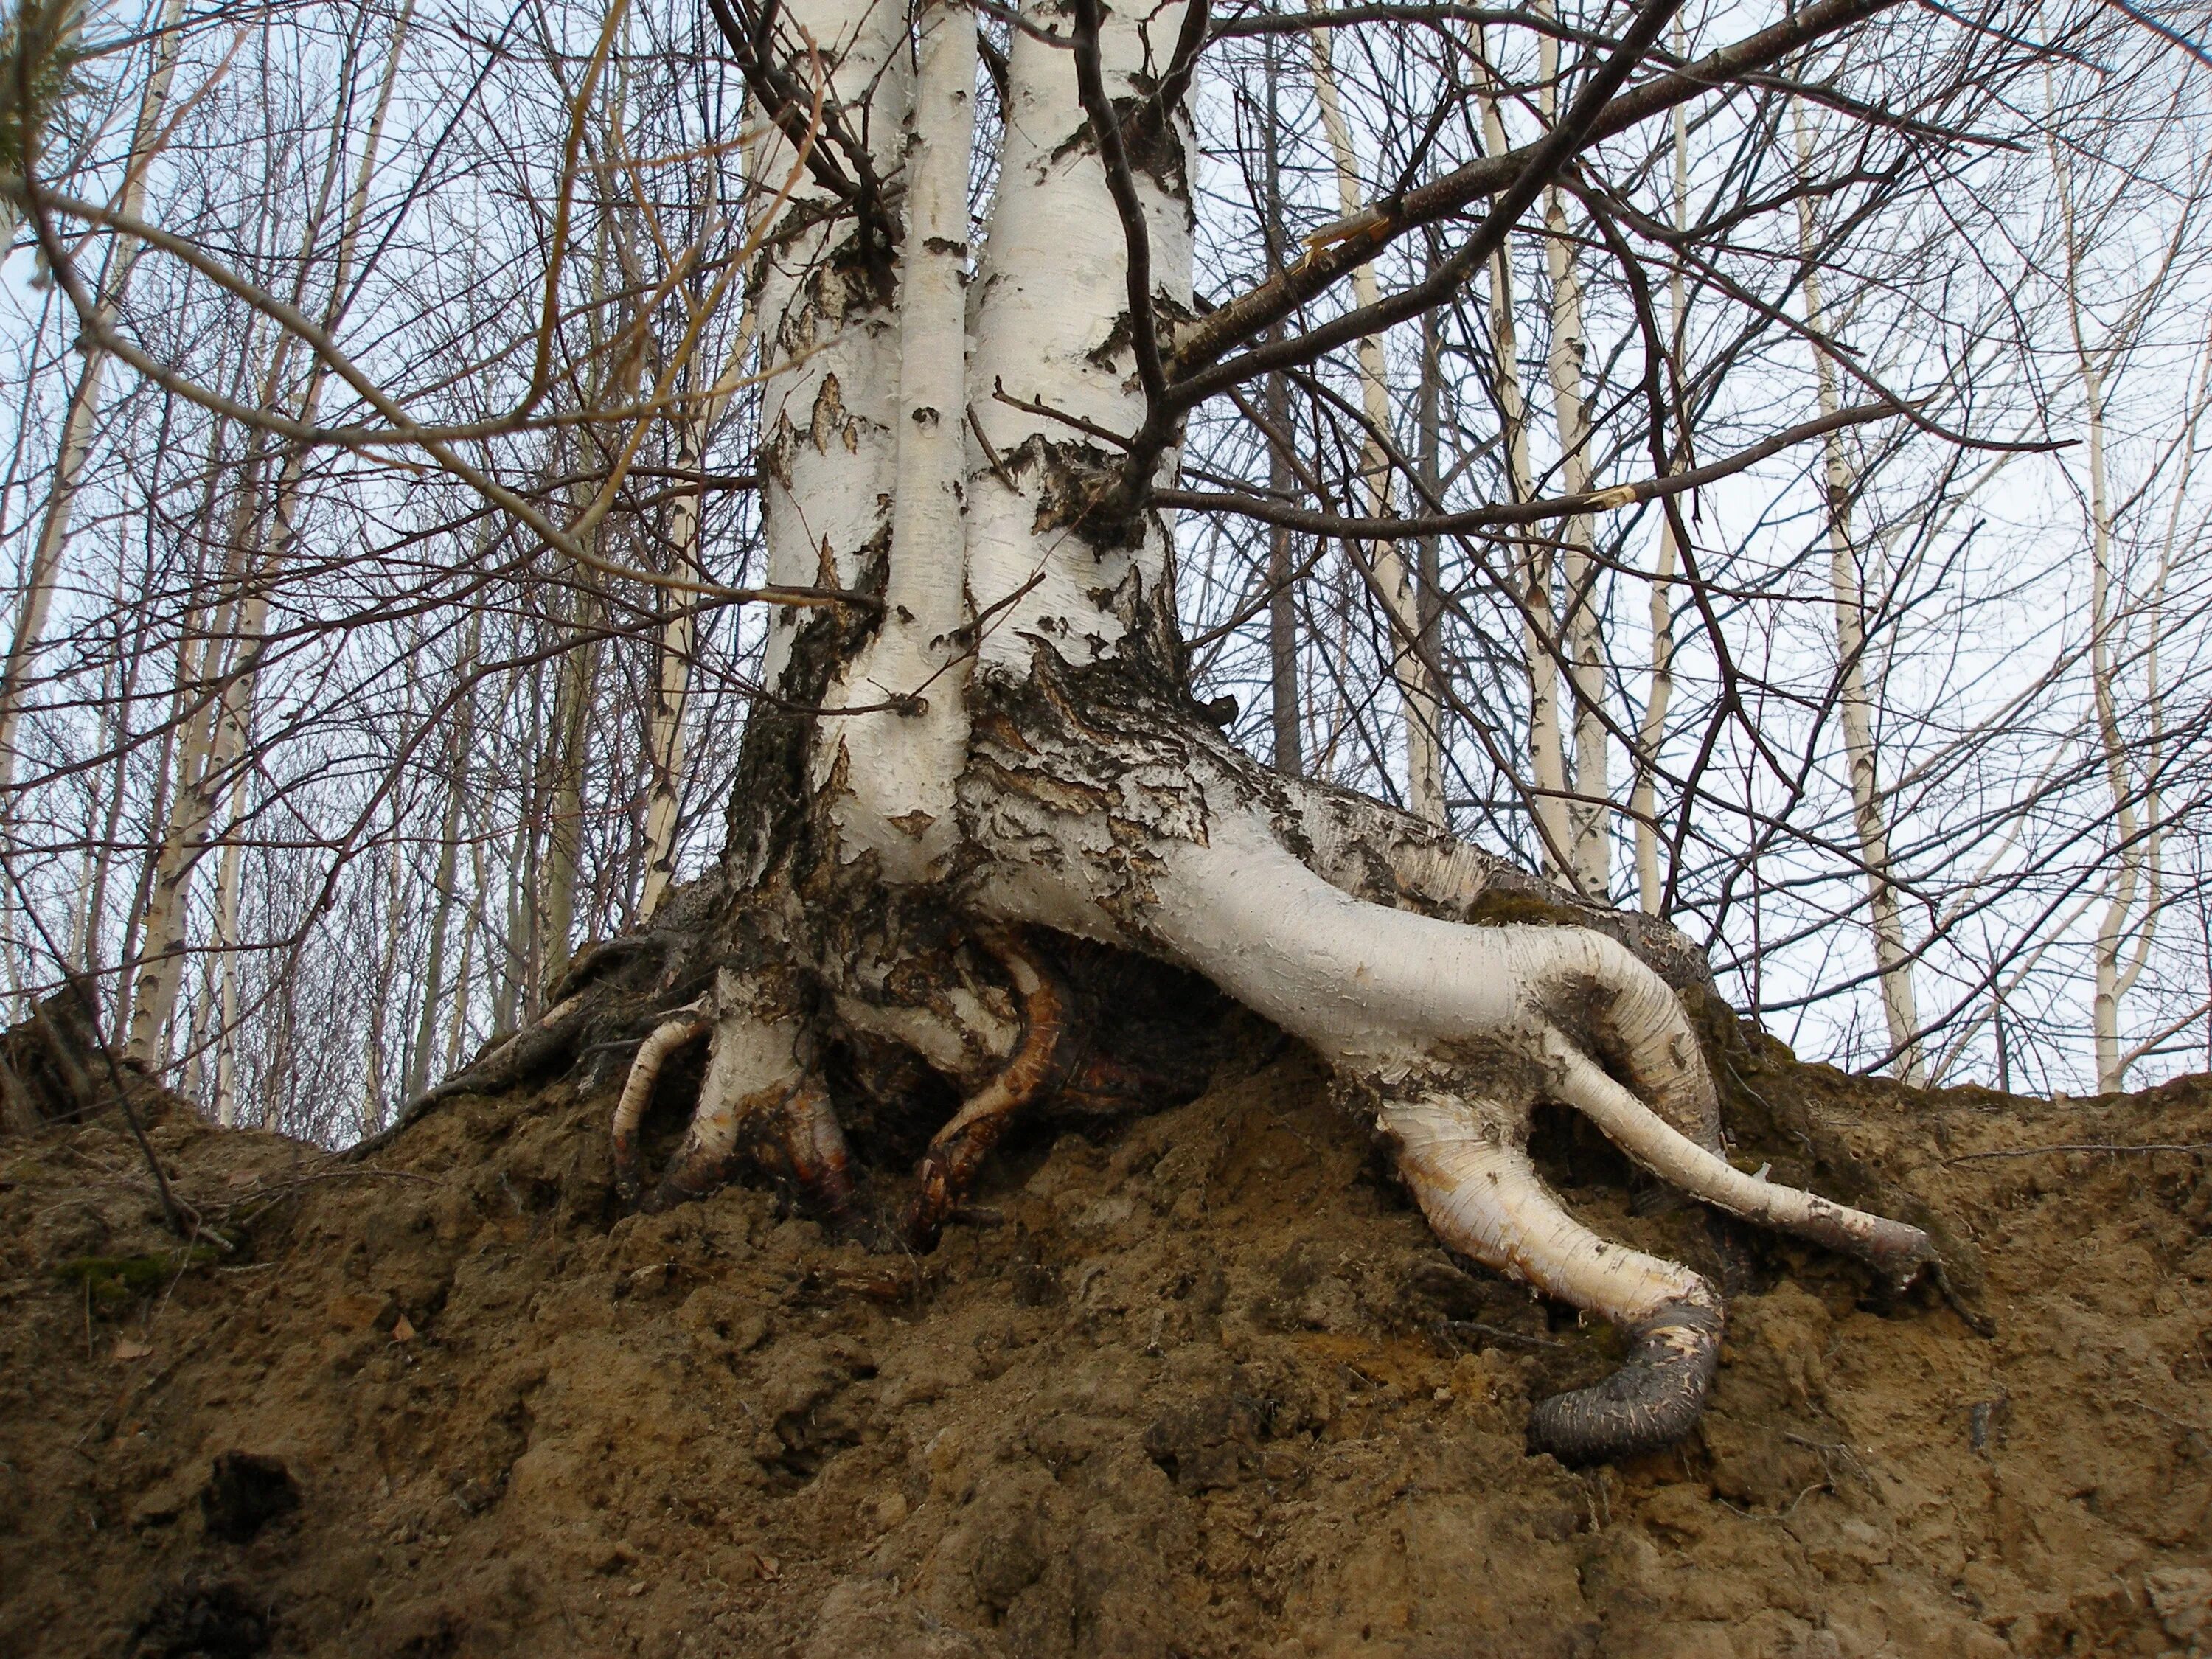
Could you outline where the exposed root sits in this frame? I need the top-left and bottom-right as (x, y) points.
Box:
(1551, 1043), (1934, 1280)
(405, 992), (587, 1116)
(611, 1006), (712, 1204)
(1526, 1295), (1724, 1464)
(633, 987), (835, 1217)
(543, 753), (1935, 1465)
(901, 931), (1070, 1249)
(729, 1077), (863, 1228)
(1388, 1097), (1707, 1321)
(1118, 809), (1934, 1460)
(1387, 1096), (1728, 1464)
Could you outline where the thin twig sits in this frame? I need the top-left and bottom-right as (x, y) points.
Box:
(1943, 1141), (2212, 1164)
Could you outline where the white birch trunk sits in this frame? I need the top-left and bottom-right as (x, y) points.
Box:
(127, 2), (417, 1064)
(0, 0), (189, 811)
(1632, 76), (1687, 917)
(1537, 19), (1607, 900)
(209, 794), (246, 1125)
(405, 618), (479, 1103)
(1262, 38), (1301, 779)
(1796, 105), (1924, 1085)
(2107, 330), (2212, 1081)
(540, 585), (597, 987)
(818, 0), (976, 877)
(1477, 52), (1567, 879)
(639, 411), (709, 919)
(2076, 339), (2155, 1092)
(748, 0), (908, 705)
(1309, 24), (1441, 823)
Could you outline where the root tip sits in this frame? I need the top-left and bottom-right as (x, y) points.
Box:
(1526, 1296), (1722, 1465)
(1865, 1217), (1938, 1284)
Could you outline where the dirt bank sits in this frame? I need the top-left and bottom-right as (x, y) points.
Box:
(3, 1032), (2209, 1658)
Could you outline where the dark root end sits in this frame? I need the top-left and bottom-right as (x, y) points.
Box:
(612, 1127), (644, 1208)
(1794, 1205), (1935, 1284)
(1527, 1295), (1723, 1464)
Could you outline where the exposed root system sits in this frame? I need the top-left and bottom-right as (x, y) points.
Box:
(4, 1050), (2209, 1658)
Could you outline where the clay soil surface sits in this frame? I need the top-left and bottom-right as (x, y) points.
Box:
(4, 1034), (2211, 1658)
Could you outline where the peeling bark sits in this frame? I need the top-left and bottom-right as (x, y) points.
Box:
(403, 0), (1937, 1466)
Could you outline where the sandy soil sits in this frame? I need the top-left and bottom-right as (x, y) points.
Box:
(3, 1029), (2209, 1658)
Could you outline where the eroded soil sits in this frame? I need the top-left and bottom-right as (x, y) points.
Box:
(3, 1035), (2210, 1658)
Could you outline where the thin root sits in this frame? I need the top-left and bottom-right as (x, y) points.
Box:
(1554, 1043), (1934, 1280)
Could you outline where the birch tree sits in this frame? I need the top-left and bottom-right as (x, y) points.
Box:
(1308, 17), (1440, 820)
(1795, 101), (1925, 1085)
(0, 0), (186, 813)
(14, 0), (2212, 1459)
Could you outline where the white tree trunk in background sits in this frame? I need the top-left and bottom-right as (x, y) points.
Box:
(639, 412), (709, 920)
(209, 783), (246, 1125)
(1538, 15), (1607, 900)
(405, 611), (481, 1105)
(1797, 106), (1924, 1086)
(1632, 72), (1687, 918)
(0, 0), (189, 818)
(2107, 330), (2212, 1082)
(1261, 41), (1302, 779)
(128, 1), (416, 1062)
(540, 580), (597, 985)
(1477, 44), (1567, 881)
(1309, 22), (1441, 823)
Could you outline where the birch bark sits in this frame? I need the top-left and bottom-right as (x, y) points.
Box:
(1261, 37), (1301, 779)
(1796, 104), (1923, 1085)
(404, 613), (480, 1105)
(639, 411), (709, 919)
(1632, 63), (1686, 917)
(1476, 41), (1567, 878)
(1537, 13), (1607, 898)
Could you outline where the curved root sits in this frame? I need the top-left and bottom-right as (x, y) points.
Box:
(1387, 1096), (1726, 1462)
(611, 1007), (712, 1204)
(728, 1077), (862, 1227)
(614, 989), (862, 1222)
(1526, 1298), (1722, 1464)
(1119, 809), (1932, 1461)
(1552, 1043), (1933, 1279)
(901, 930), (1069, 1248)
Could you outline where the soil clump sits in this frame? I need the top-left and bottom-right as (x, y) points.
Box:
(2, 1031), (2208, 1657)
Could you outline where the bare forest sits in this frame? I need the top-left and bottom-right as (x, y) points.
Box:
(4, 0), (2209, 1155)
(5, 2), (2212, 1650)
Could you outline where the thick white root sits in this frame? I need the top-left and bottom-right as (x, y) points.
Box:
(1385, 1092), (1723, 1463)
(611, 1005), (712, 1203)
(1116, 806), (1932, 1460)
(1550, 1043), (1932, 1280)
(619, 978), (849, 1215)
